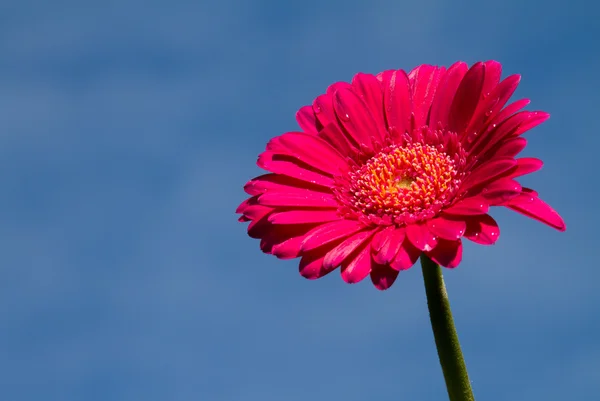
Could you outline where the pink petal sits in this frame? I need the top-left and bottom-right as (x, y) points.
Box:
(247, 211), (274, 239)
(460, 158), (517, 194)
(268, 210), (340, 225)
(493, 98), (530, 124)
(244, 173), (331, 196)
(408, 65), (445, 128)
(327, 81), (352, 95)
(351, 73), (387, 142)
(449, 62), (485, 133)
(511, 111), (550, 137)
(340, 243), (373, 284)
(372, 227), (406, 264)
(490, 137), (527, 158)
(464, 214), (500, 245)
(313, 94), (338, 128)
(257, 152), (334, 187)
(333, 88), (377, 151)
(370, 264), (400, 290)
(482, 60), (502, 95)
(508, 195), (566, 231)
(425, 239), (463, 268)
(271, 236), (306, 259)
(480, 178), (522, 204)
(380, 69), (413, 138)
(463, 74), (521, 147)
(236, 196), (255, 214)
(299, 247), (338, 279)
(318, 122), (357, 157)
(510, 157), (543, 178)
(267, 132), (346, 176)
(323, 230), (374, 269)
(301, 220), (365, 252)
(483, 74), (520, 121)
(430, 62), (469, 127)
(390, 240), (421, 271)
(296, 105), (319, 134)
(265, 224), (319, 259)
(238, 196), (272, 220)
(470, 111), (532, 159)
(258, 191), (338, 208)
(371, 226), (394, 253)
(406, 223), (438, 251)
(443, 196), (489, 216)
(427, 216), (466, 240)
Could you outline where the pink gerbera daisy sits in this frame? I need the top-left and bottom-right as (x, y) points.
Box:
(236, 61), (565, 290)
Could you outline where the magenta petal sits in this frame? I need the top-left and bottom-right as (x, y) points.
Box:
(296, 105), (319, 134)
(381, 69), (413, 137)
(370, 264), (400, 290)
(494, 98), (530, 124)
(463, 74), (521, 146)
(351, 73), (387, 142)
(510, 157), (543, 178)
(371, 226), (394, 253)
(492, 137), (528, 158)
(269, 132), (346, 176)
(460, 158), (517, 194)
(258, 191), (338, 208)
(299, 247), (338, 279)
(240, 201), (272, 221)
(430, 62), (469, 127)
(464, 214), (500, 245)
(443, 197), (489, 216)
(481, 178), (522, 204)
(318, 122), (356, 157)
(257, 152), (334, 187)
(426, 239), (463, 268)
(323, 230), (374, 269)
(313, 93), (337, 128)
(390, 240), (421, 271)
(470, 111), (532, 159)
(406, 223), (438, 251)
(244, 173), (331, 196)
(271, 236), (306, 259)
(449, 62), (485, 133)
(340, 243), (373, 284)
(268, 210), (340, 225)
(508, 195), (566, 231)
(373, 227), (406, 264)
(511, 111), (550, 137)
(333, 88), (376, 151)
(482, 60), (502, 95)
(408, 64), (444, 128)
(427, 217), (466, 240)
(236, 196), (255, 214)
(247, 212), (274, 239)
(301, 220), (365, 251)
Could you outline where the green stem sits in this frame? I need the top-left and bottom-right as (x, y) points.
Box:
(420, 254), (474, 401)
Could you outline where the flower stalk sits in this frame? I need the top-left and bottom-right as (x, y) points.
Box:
(420, 254), (474, 401)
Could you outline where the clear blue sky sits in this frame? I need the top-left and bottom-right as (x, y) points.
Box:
(0, 1), (597, 400)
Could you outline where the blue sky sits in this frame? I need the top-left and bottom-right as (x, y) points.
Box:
(0, 0), (597, 400)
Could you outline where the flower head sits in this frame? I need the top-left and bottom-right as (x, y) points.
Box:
(236, 61), (565, 290)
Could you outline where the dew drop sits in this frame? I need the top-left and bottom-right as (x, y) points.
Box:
(340, 113), (351, 121)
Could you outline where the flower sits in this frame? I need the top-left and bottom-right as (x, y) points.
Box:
(236, 61), (565, 290)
